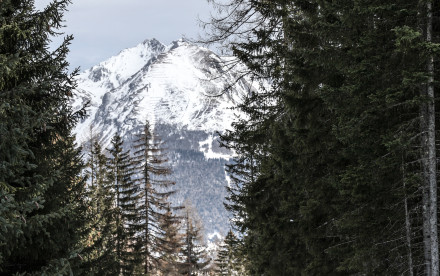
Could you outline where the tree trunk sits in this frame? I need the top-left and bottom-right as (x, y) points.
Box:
(116, 167), (121, 275)
(426, 1), (438, 275)
(402, 157), (414, 276)
(144, 143), (150, 275)
(424, 177), (432, 276)
(145, 180), (150, 275)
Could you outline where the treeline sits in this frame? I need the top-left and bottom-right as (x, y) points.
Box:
(81, 123), (210, 275)
(203, 0), (440, 275)
(169, 149), (230, 235)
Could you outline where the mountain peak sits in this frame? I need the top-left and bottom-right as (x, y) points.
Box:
(141, 38), (165, 51)
(74, 35), (253, 147)
(77, 38), (166, 94)
(168, 38), (194, 50)
(142, 37), (160, 44)
(72, 37), (258, 236)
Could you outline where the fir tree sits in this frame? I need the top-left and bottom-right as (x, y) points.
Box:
(209, 1), (344, 274)
(82, 139), (119, 275)
(157, 203), (184, 276)
(214, 230), (243, 276)
(131, 121), (179, 275)
(180, 203), (210, 276)
(0, 0), (88, 274)
(205, 0), (440, 274)
(107, 133), (138, 275)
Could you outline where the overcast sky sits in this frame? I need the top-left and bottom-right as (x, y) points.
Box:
(34, 0), (213, 71)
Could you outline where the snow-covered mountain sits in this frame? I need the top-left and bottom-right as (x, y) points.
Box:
(72, 38), (256, 235)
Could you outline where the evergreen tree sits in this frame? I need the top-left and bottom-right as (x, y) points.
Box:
(180, 203), (210, 276)
(157, 203), (184, 276)
(82, 139), (119, 275)
(131, 121), (179, 275)
(209, 1), (344, 274)
(0, 0), (88, 274)
(214, 230), (244, 276)
(107, 133), (138, 275)
(205, 0), (440, 275)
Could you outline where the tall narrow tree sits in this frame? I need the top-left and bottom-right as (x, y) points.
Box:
(132, 121), (178, 274)
(215, 230), (244, 276)
(424, 1), (438, 274)
(82, 139), (119, 275)
(180, 203), (210, 276)
(158, 203), (184, 275)
(107, 134), (138, 275)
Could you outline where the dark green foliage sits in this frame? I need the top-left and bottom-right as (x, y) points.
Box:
(316, 2), (425, 273)
(107, 134), (138, 275)
(180, 204), (211, 276)
(80, 124), (185, 275)
(206, 0), (440, 275)
(214, 230), (244, 275)
(81, 139), (119, 275)
(0, 0), (88, 274)
(131, 121), (180, 275)
(214, 1), (345, 273)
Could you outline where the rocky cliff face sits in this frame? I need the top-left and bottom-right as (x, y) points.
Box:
(72, 38), (256, 236)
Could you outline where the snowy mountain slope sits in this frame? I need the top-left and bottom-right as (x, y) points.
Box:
(73, 38), (166, 143)
(77, 38), (166, 97)
(72, 38), (256, 235)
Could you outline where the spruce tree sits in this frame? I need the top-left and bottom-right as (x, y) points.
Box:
(214, 230), (243, 276)
(314, 2), (438, 274)
(82, 139), (119, 275)
(210, 1), (344, 274)
(0, 0), (88, 274)
(179, 203), (210, 276)
(157, 203), (184, 276)
(107, 133), (138, 275)
(205, 0), (440, 275)
(131, 121), (179, 275)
